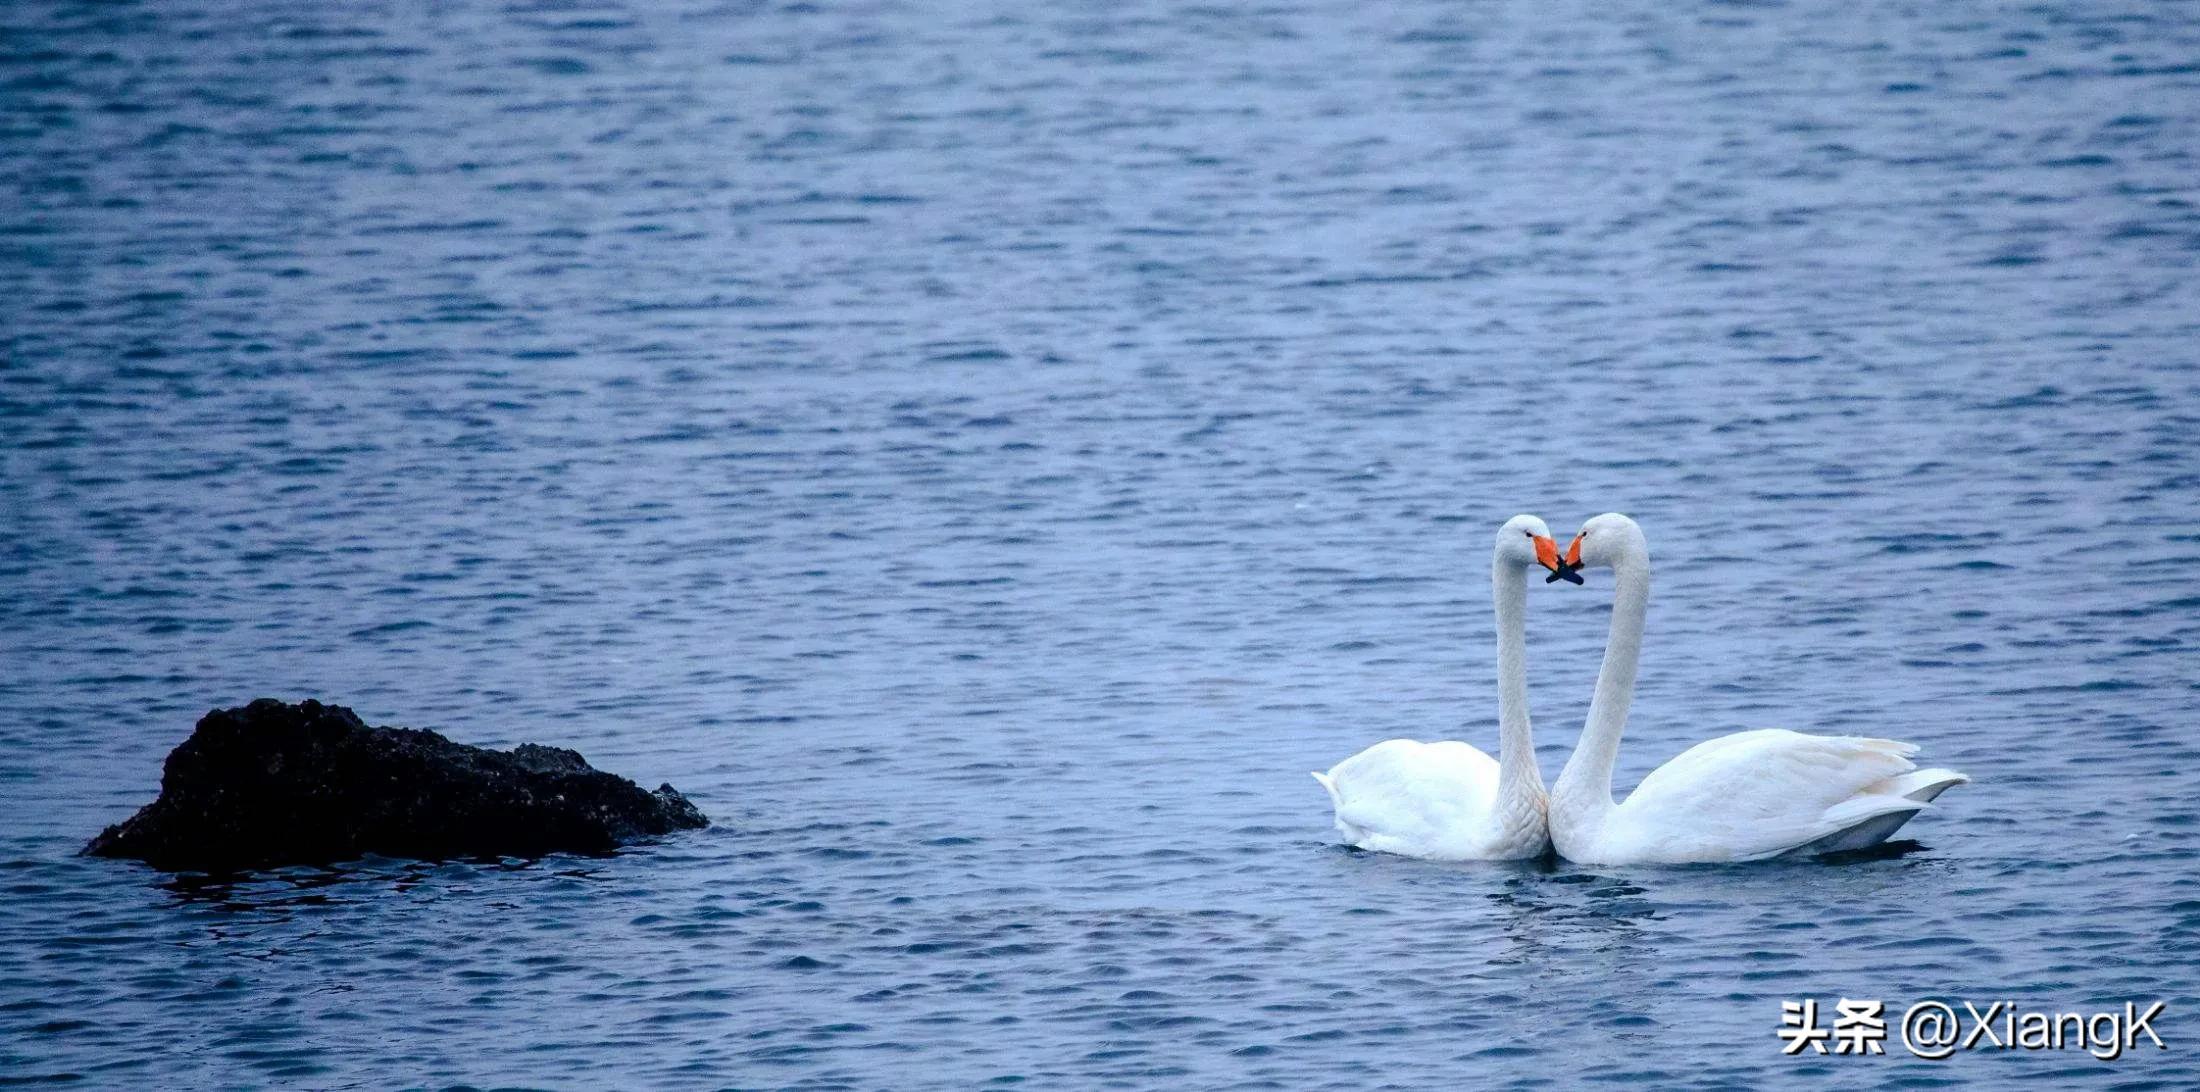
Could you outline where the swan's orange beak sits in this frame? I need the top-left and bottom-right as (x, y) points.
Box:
(1533, 535), (1560, 573)
(1545, 533), (1586, 584)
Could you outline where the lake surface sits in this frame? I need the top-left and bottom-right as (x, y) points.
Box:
(4, 0), (2199, 1087)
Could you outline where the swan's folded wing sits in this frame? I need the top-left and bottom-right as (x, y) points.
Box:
(1614, 729), (1923, 861)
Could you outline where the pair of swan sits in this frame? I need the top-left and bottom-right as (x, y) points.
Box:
(1312, 513), (1966, 865)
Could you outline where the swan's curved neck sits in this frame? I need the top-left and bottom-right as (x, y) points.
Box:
(1490, 556), (1545, 810)
(1552, 547), (1649, 825)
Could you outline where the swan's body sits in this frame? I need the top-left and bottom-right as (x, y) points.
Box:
(1548, 514), (1967, 865)
(1314, 739), (1543, 860)
(1313, 515), (1558, 861)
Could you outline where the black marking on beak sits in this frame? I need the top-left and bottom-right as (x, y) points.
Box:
(1546, 558), (1585, 585)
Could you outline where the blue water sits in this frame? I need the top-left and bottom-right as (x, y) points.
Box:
(5, 0), (2199, 1086)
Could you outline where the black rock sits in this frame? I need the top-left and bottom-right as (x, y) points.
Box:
(84, 698), (709, 872)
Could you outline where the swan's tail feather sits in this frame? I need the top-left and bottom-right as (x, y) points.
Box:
(1768, 761), (1968, 859)
(1311, 770), (1371, 845)
(1311, 770), (1342, 810)
(1768, 794), (1931, 859)
(1820, 792), (1928, 831)
(1875, 767), (1969, 804)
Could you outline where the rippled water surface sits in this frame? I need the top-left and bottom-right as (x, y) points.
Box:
(5, 0), (2200, 1087)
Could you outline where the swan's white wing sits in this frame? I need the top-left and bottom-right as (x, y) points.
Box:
(1608, 729), (1937, 862)
(1315, 738), (1501, 860)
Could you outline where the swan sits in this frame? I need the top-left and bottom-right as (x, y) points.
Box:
(1546, 513), (1968, 865)
(1311, 514), (1568, 861)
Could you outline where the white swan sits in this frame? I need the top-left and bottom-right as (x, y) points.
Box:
(1311, 514), (1566, 861)
(1547, 513), (1967, 865)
